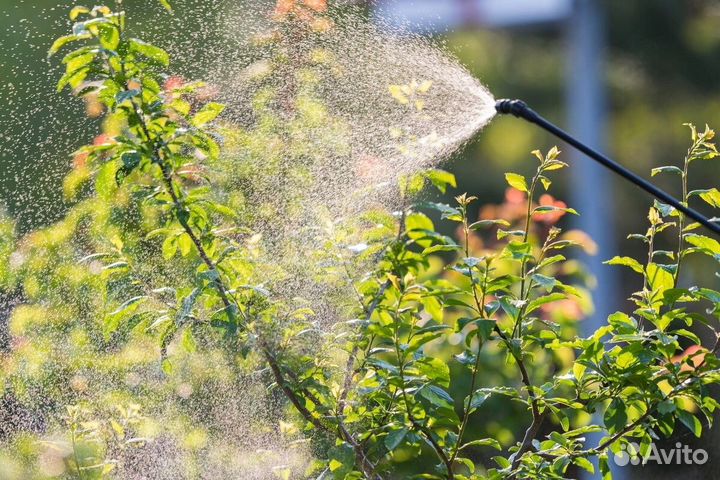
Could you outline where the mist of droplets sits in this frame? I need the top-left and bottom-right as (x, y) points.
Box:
(205, 3), (496, 328)
(0, 1), (496, 478)
(215, 5), (496, 213)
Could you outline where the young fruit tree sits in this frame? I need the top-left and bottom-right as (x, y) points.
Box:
(0, 1), (718, 479)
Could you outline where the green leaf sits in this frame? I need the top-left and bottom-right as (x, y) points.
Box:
(424, 169), (456, 193)
(497, 229), (525, 240)
(685, 233), (720, 255)
(460, 438), (501, 451)
(526, 293), (566, 314)
(328, 443), (355, 478)
(367, 358), (399, 375)
(69, 6), (90, 20)
(192, 102), (225, 127)
(646, 263), (675, 295)
(677, 409), (702, 437)
(49, 34), (90, 57)
(190, 133), (221, 159)
(422, 244), (461, 255)
(418, 202), (463, 223)
(572, 362), (586, 381)
(97, 23), (120, 50)
(604, 256), (644, 274)
(177, 287), (202, 324)
(159, 0), (173, 12)
(539, 175), (552, 190)
(603, 398), (627, 434)
(468, 390), (490, 411)
(493, 456), (510, 469)
(178, 233), (193, 257)
(599, 453), (612, 480)
(104, 296), (147, 336)
(116, 89), (141, 105)
(416, 357), (450, 387)
(420, 385), (454, 410)
(505, 241), (531, 261)
(469, 219), (510, 230)
(181, 328), (197, 353)
(162, 236), (178, 260)
(697, 288), (720, 304)
(675, 328), (701, 345)
(406, 213), (436, 241)
(574, 457), (595, 475)
(475, 319), (496, 341)
(531, 273), (556, 292)
(56, 65), (90, 92)
(607, 312), (637, 334)
(657, 400), (676, 415)
(542, 158), (567, 171)
(505, 173), (528, 192)
(161, 358), (174, 375)
(109, 296), (147, 317)
(689, 188), (720, 208)
(95, 160), (120, 199)
(550, 431), (568, 446)
(129, 38), (170, 66)
(651, 165), (684, 177)
(64, 54), (96, 87)
(551, 456), (570, 475)
(533, 205), (578, 215)
(409, 325), (449, 353)
(654, 200), (677, 218)
(116, 152), (142, 183)
(385, 427), (409, 451)
(638, 433), (654, 457)
(62, 46), (99, 64)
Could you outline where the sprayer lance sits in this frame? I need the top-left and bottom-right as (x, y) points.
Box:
(495, 99), (720, 237)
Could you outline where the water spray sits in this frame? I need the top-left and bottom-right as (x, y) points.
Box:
(495, 99), (720, 236)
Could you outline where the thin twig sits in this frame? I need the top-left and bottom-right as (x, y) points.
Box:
(114, 53), (382, 479)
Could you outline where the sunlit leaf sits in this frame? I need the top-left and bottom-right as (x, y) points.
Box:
(604, 256), (644, 274)
(651, 165), (683, 177)
(129, 38), (170, 66)
(49, 34), (90, 57)
(505, 172), (528, 192)
(159, 0), (173, 12)
(689, 188), (720, 209)
(191, 102), (225, 127)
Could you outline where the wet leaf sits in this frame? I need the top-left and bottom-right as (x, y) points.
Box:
(129, 38), (170, 66)
(192, 102), (225, 127)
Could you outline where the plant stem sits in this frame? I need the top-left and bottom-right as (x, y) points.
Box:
(392, 293), (455, 478)
(674, 148), (691, 285)
(450, 219), (486, 464)
(336, 205), (408, 446)
(513, 172), (539, 338)
(111, 44), (382, 480)
(450, 341), (482, 465)
(493, 324), (543, 473)
(70, 427), (86, 480)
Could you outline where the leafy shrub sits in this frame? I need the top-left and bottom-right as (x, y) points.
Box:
(0, 2), (718, 479)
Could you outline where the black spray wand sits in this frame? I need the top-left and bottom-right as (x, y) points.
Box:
(495, 99), (720, 236)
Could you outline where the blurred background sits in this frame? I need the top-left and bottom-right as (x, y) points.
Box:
(1, 0), (719, 478)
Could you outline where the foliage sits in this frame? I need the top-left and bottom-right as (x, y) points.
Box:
(0, 1), (718, 479)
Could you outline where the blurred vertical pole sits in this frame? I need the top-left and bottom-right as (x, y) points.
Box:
(566, 1), (623, 478)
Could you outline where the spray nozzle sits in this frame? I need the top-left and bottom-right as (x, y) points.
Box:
(495, 98), (529, 117)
